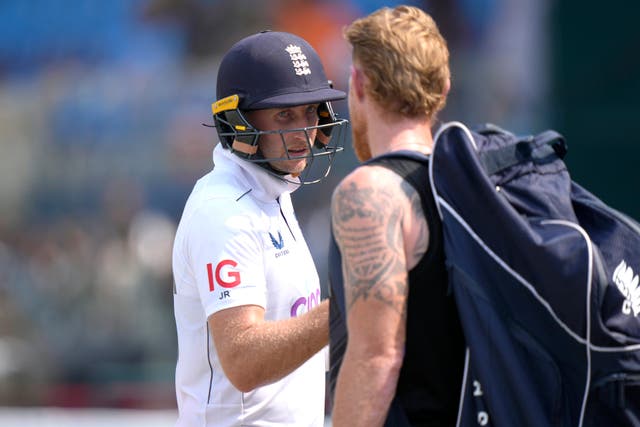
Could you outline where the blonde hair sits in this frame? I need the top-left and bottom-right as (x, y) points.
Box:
(344, 5), (450, 119)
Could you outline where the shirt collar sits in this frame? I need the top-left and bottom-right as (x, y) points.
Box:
(213, 144), (301, 202)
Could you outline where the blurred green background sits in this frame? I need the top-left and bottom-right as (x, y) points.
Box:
(552, 2), (640, 220)
(0, 0), (637, 411)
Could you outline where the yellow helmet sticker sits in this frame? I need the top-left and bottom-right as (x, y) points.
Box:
(212, 94), (240, 115)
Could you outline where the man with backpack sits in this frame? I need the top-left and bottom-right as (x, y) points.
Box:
(329, 6), (465, 426)
(330, 5), (640, 427)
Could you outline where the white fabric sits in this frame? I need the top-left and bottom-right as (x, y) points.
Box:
(172, 144), (326, 427)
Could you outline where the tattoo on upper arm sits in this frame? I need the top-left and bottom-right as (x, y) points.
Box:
(332, 179), (408, 317)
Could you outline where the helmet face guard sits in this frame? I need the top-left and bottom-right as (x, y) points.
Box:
(212, 94), (349, 185)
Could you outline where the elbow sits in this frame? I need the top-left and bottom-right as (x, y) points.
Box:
(221, 361), (265, 393)
(388, 352), (404, 377)
(223, 363), (262, 393)
(369, 346), (405, 378)
(374, 344), (403, 369)
(230, 378), (258, 394)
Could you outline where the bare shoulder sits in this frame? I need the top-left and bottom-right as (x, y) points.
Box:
(331, 164), (424, 235)
(331, 165), (408, 242)
(332, 165), (406, 212)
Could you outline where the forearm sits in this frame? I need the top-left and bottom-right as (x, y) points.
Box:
(332, 349), (401, 427)
(217, 299), (329, 391)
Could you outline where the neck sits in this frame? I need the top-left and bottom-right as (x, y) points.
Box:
(368, 111), (434, 158)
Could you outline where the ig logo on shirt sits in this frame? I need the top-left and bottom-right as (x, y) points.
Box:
(207, 259), (241, 292)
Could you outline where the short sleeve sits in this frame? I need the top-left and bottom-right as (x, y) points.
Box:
(187, 203), (267, 317)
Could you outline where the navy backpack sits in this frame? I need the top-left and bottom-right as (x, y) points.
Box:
(430, 121), (640, 427)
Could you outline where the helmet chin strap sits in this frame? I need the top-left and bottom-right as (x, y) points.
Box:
(261, 162), (291, 177)
(258, 156), (299, 178)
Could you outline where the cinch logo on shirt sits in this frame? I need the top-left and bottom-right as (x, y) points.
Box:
(290, 288), (321, 317)
(207, 259), (241, 291)
(612, 259), (640, 317)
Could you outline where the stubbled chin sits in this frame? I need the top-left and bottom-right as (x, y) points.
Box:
(271, 159), (307, 175)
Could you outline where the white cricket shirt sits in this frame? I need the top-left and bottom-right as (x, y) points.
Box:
(172, 144), (326, 426)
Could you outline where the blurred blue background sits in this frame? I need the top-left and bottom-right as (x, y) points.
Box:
(0, 0), (638, 412)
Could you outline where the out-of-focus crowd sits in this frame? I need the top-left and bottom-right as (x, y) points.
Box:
(0, 0), (547, 408)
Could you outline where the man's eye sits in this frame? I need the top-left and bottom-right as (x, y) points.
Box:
(306, 106), (318, 115)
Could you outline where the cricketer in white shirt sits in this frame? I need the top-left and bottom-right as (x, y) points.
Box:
(172, 144), (326, 426)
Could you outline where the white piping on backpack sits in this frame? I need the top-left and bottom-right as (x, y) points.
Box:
(543, 219), (592, 427)
(455, 347), (470, 427)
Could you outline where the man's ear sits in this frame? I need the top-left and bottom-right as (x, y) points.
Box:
(443, 77), (451, 97)
(350, 64), (366, 100)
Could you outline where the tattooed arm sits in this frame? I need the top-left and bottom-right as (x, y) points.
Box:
(331, 165), (428, 427)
